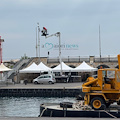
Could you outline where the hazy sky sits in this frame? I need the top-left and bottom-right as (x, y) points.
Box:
(0, 0), (120, 60)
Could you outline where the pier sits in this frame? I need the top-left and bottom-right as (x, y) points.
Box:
(0, 82), (84, 97)
(0, 117), (117, 120)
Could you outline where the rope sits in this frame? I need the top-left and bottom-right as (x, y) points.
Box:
(102, 110), (117, 118)
(40, 107), (47, 117)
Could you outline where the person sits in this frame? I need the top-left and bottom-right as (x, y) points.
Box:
(104, 75), (110, 83)
(67, 73), (72, 83)
(24, 79), (28, 85)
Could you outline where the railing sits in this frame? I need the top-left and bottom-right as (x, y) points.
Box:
(94, 56), (118, 62)
(47, 56), (118, 63)
(5, 59), (30, 79)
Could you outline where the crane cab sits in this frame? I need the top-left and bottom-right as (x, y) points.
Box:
(98, 69), (120, 91)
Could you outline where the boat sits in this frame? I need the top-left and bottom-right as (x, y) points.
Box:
(39, 101), (120, 118)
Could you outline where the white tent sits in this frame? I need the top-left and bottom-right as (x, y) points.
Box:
(0, 63), (12, 72)
(38, 62), (52, 72)
(73, 61), (98, 72)
(19, 62), (40, 73)
(52, 62), (73, 72)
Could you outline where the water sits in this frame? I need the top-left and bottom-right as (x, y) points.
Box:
(0, 97), (76, 117)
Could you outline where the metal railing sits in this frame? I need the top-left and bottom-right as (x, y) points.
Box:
(47, 56), (118, 63)
(3, 59), (30, 80)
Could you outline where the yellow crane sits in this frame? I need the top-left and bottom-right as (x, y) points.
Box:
(82, 54), (120, 110)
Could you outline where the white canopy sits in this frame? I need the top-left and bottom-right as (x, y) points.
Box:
(73, 61), (98, 72)
(52, 62), (73, 72)
(38, 62), (52, 71)
(0, 63), (12, 72)
(19, 62), (40, 73)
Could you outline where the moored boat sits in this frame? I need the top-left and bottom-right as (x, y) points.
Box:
(39, 102), (120, 118)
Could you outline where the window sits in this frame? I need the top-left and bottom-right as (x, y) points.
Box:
(102, 70), (115, 79)
(107, 71), (115, 78)
(117, 71), (120, 82)
(44, 75), (51, 78)
(38, 76), (44, 79)
(102, 70), (106, 77)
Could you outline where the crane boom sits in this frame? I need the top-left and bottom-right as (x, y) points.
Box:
(45, 32), (60, 38)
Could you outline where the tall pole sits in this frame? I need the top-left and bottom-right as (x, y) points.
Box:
(0, 36), (4, 64)
(36, 27), (38, 57)
(37, 23), (40, 63)
(99, 25), (101, 61)
(0, 36), (2, 64)
(0, 36), (4, 80)
(58, 32), (62, 76)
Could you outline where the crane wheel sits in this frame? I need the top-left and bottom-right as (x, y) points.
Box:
(106, 103), (111, 108)
(117, 101), (120, 105)
(91, 97), (106, 110)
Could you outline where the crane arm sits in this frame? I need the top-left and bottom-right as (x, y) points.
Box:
(45, 32), (60, 38)
(82, 78), (98, 87)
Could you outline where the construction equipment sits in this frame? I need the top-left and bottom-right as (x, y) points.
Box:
(82, 54), (120, 110)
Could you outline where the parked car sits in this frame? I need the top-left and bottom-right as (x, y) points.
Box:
(33, 74), (56, 84)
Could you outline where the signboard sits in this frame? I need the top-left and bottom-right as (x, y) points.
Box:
(40, 39), (79, 57)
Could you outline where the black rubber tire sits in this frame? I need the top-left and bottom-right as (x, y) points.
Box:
(48, 81), (52, 84)
(34, 81), (38, 84)
(60, 102), (73, 108)
(91, 97), (106, 110)
(106, 103), (111, 108)
(117, 101), (120, 105)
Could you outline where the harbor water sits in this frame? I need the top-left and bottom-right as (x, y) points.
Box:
(0, 97), (76, 117)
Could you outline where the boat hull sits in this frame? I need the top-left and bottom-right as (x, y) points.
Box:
(40, 104), (120, 118)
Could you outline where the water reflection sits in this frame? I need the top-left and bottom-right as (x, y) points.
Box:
(0, 97), (76, 117)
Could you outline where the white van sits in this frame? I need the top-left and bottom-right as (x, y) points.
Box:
(33, 74), (56, 84)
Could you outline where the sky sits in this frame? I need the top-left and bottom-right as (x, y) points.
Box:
(0, 0), (120, 60)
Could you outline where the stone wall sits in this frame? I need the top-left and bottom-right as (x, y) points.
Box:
(16, 57), (119, 83)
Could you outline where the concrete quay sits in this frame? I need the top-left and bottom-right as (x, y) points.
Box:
(0, 82), (83, 89)
(0, 82), (84, 97)
(0, 117), (117, 120)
